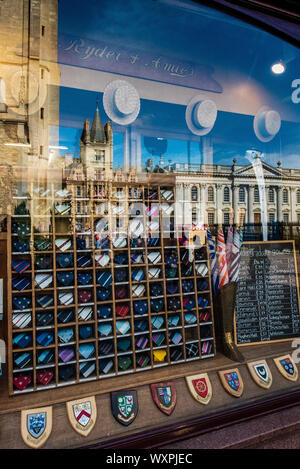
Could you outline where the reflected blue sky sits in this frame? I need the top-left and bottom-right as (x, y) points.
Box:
(57, 0), (300, 169)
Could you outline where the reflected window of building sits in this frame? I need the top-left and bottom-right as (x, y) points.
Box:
(297, 191), (300, 204)
(223, 212), (230, 225)
(208, 186), (214, 203)
(254, 187), (260, 203)
(191, 186), (198, 201)
(269, 212), (275, 223)
(283, 213), (289, 223)
(239, 187), (245, 203)
(192, 207), (197, 224)
(208, 212), (215, 225)
(283, 189), (289, 204)
(223, 187), (230, 203)
(239, 212), (245, 226)
(254, 212), (261, 223)
(269, 188), (275, 203)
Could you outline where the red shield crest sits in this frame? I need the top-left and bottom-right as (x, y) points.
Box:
(192, 378), (208, 399)
(185, 373), (212, 405)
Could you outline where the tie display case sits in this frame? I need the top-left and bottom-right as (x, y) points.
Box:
(6, 175), (215, 395)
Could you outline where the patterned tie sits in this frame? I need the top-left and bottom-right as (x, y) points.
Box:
(99, 359), (114, 374)
(12, 296), (31, 311)
(37, 370), (54, 386)
(36, 312), (54, 327)
(13, 374), (32, 391)
(12, 313), (31, 329)
(12, 277), (30, 291)
(12, 260), (30, 274)
(137, 354), (150, 368)
(79, 325), (94, 340)
(116, 305), (129, 317)
(56, 253), (73, 268)
(59, 348), (75, 363)
(80, 361), (96, 378)
(36, 331), (54, 347)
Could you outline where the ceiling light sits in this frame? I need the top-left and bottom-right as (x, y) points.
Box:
(271, 62), (286, 74)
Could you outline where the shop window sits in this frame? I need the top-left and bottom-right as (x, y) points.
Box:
(283, 189), (288, 204)
(283, 213), (289, 223)
(254, 187), (260, 203)
(208, 212), (215, 225)
(223, 212), (230, 225)
(269, 213), (275, 223)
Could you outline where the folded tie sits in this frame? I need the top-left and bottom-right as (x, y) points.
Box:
(12, 277), (30, 291)
(79, 325), (94, 340)
(181, 250), (190, 266)
(57, 309), (75, 324)
(151, 316), (164, 329)
(14, 352), (31, 369)
(147, 251), (161, 264)
(150, 283), (163, 296)
(182, 280), (194, 293)
(59, 365), (75, 381)
(182, 297), (195, 311)
(129, 219), (144, 237)
(35, 273), (53, 289)
(76, 238), (86, 250)
(113, 234), (127, 248)
(12, 240), (30, 253)
(168, 315), (180, 327)
(116, 320), (131, 335)
(165, 250), (178, 267)
(12, 296), (31, 311)
(133, 300), (148, 315)
(131, 253), (143, 264)
(160, 190), (173, 200)
(57, 272), (74, 286)
(59, 348), (75, 363)
(98, 323), (113, 337)
(12, 313), (31, 329)
(77, 273), (92, 285)
(161, 203), (174, 215)
(80, 361), (96, 378)
(97, 305), (112, 319)
(34, 238), (51, 251)
(182, 263), (193, 277)
(37, 349), (54, 364)
(116, 305), (129, 317)
(170, 332), (182, 345)
(199, 311), (210, 322)
(37, 370), (54, 386)
(186, 343), (199, 358)
(114, 269), (128, 282)
(97, 287), (112, 301)
(95, 253), (110, 267)
(185, 313), (197, 324)
(58, 328), (74, 344)
(55, 204), (71, 215)
(147, 221), (160, 231)
(13, 374), (32, 391)
(36, 331), (54, 347)
(130, 237), (144, 248)
(36, 295), (54, 309)
(12, 260), (30, 274)
(170, 348), (183, 362)
(132, 285), (145, 298)
(165, 266), (177, 278)
(12, 222), (30, 238)
(197, 279), (209, 291)
(145, 205), (159, 218)
(118, 356), (132, 371)
(13, 333), (32, 349)
(96, 271), (113, 288)
(99, 358), (114, 374)
(77, 255), (92, 268)
(58, 292), (74, 305)
(148, 267), (160, 279)
(137, 354), (150, 368)
(99, 342), (113, 356)
(153, 349), (167, 362)
(152, 333), (165, 346)
(35, 255), (52, 269)
(198, 296), (209, 308)
(78, 306), (93, 321)
(79, 343), (95, 359)
(167, 297), (181, 311)
(56, 253), (73, 268)
(135, 320), (148, 332)
(166, 281), (178, 295)
(114, 253), (128, 265)
(117, 339), (131, 352)
(131, 269), (145, 282)
(195, 263), (208, 277)
(147, 237), (160, 247)
(78, 289), (92, 303)
(55, 238), (72, 252)
(202, 341), (213, 355)
(135, 336), (148, 350)
(150, 298), (164, 313)
(115, 286), (127, 299)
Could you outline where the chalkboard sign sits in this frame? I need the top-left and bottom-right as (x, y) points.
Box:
(235, 241), (300, 345)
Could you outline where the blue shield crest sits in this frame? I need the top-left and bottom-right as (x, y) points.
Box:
(27, 412), (46, 439)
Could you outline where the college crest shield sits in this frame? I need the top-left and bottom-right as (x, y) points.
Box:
(21, 406), (52, 448)
(150, 381), (176, 415)
(66, 396), (97, 437)
(274, 355), (298, 382)
(185, 373), (212, 405)
(247, 360), (272, 389)
(111, 390), (138, 426)
(218, 368), (244, 397)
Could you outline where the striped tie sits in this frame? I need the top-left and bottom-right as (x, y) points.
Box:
(216, 228), (229, 289)
(229, 228), (243, 282)
(207, 229), (219, 292)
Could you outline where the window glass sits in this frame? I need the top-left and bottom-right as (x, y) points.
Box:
(1, 0), (300, 396)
